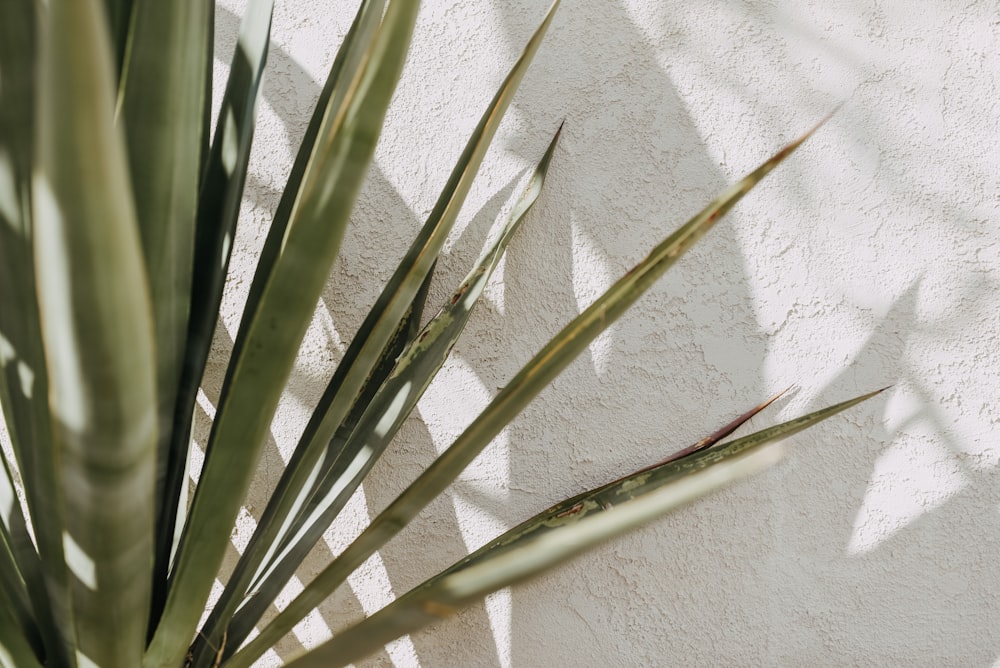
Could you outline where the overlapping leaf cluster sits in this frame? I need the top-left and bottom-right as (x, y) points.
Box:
(0, 1), (877, 666)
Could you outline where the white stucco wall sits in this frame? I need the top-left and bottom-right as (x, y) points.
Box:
(211, 1), (1000, 665)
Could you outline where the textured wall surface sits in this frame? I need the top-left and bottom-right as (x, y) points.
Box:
(208, 1), (1000, 665)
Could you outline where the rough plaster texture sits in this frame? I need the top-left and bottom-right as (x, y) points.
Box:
(8, 0), (995, 666)
(199, 0), (1000, 665)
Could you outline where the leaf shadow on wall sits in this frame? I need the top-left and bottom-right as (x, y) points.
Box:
(201, 6), (531, 664)
(350, 2), (775, 666)
(763, 279), (1000, 665)
(197, 2), (920, 666)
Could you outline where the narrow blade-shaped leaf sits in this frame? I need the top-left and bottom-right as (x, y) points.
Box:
(202, 7), (559, 662)
(155, 1), (273, 604)
(297, 389), (884, 667)
(0, 2), (71, 662)
(646, 385), (790, 468)
(253, 0), (561, 510)
(286, 446), (786, 668)
(116, 0), (213, 624)
(34, 0), (158, 665)
(0, 579), (43, 668)
(144, 5), (420, 667)
(191, 263), (429, 667)
(234, 0), (386, 333)
(403, 388), (885, 583)
(102, 0), (133, 79)
(276, 123), (563, 576)
(229, 116), (827, 668)
(221, 125), (563, 655)
(184, 4), (389, 662)
(0, 452), (42, 660)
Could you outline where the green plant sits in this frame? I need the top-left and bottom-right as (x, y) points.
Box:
(0, 0), (881, 666)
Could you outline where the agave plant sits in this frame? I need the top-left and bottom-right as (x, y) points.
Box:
(0, 0), (880, 666)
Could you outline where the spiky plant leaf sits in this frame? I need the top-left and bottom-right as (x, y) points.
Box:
(143, 4), (420, 666)
(284, 388), (883, 667)
(0, 452), (42, 660)
(0, 1), (70, 662)
(402, 388), (884, 585)
(0, 578), (43, 668)
(116, 0), (214, 622)
(33, 0), (158, 665)
(227, 116), (829, 668)
(102, 0), (133, 78)
(295, 389), (882, 667)
(152, 0), (272, 625)
(288, 446), (786, 668)
(183, 2), (391, 662)
(218, 124), (564, 657)
(193, 8), (560, 663)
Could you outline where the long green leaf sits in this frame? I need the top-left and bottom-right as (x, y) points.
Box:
(234, 0), (386, 335)
(34, 0), (158, 665)
(0, 1), (76, 664)
(116, 0), (213, 627)
(154, 0), (273, 613)
(228, 116), (827, 668)
(298, 389), (883, 667)
(0, 577), (43, 668)
(190, 270), (430, 667)
(102, 0), (133, 79)
(287, 446), (786, 668)
(221, 125), (564, 656)
(0, 452), (42, 661)
(184, 2), (389, 663)
(255, 0), (560, 515)
(399, 388), (884, 587)
(273, 123), (562, 580)
(143, 4), (419, 667)
(194, 6), (559, 662)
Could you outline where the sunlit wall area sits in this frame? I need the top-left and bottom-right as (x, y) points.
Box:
(2, 1), (993, 666)
(214, 0), (1000, 665)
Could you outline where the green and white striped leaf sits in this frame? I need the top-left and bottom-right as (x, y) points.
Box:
(0, 577), (43, 668)
(202, 6), (559, 663)
(286, 446), (786, 668)
(398, 388), (883, 586)
(0, 2), (72, 663)
(183, 3), (390, 663)
(154, 2), (273, 603)
(0, 452), (42, 661)
(143, 4), (419, 667)
(228, 115), (827, 668)
(33, 0), (158, 665)
(116, 0), (213, 622)
(220, 125), (563, 655)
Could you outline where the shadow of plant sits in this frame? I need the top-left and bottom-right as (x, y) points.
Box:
(197, 1), (993, 666)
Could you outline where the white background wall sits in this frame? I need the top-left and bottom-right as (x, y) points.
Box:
(210, 0), (1000, 665)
